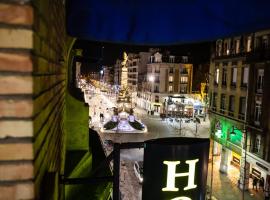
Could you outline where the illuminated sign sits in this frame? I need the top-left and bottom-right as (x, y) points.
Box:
(142, 138), (209, 200)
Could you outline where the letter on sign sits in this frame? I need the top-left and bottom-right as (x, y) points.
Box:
(162, 159), (199, 192)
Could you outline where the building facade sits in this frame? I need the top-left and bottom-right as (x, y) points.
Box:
(137, 52), (193, 113)
(209, 29), (270, 189)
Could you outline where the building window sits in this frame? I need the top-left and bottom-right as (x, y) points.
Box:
(235, 39), (240, 54)
(254, 100), (262, 125)
(247, 36), (252, 52)
(155, 95), (159, 103)
(154, 86), (159, 93)
(169, 68), (174, 73)
(222, 68), (227, 86)
(254, 135), (261, 153)
(150, 56), (155, 63)
(169, 85), (173, 92)
(215, 68), (219, 84)
(231, 67), (237, 86)
(169, 76), (173, 82)
(169, 56), (175, 63)
(182, 56), (188, 63)
(217, 41), (222, 56)
(212, 93), (217, 109)
(239, 97), (246, 119)
(257, 69), (264, 92)
(180, 76), (188, 83)
(180, 85), (187, 93)
(241, 67), (249, 87)
(220, 94), (226, 113)
(262, 36), (268, 49)
(229, 95), (235, 112)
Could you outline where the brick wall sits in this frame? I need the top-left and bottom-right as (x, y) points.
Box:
(0, 0), (67, 199)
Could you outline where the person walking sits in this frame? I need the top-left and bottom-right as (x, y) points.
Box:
(260, 177), (265, 191)
(265, 184), (270, 200)
(253, 176), (259, 191)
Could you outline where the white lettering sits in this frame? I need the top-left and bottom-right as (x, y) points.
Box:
(162, 159), (199, 192)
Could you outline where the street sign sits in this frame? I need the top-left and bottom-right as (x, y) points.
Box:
(142, 137), (209, 200)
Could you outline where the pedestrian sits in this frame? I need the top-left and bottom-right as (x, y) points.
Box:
(260, 177), (265, 191)
(253, 176), (259, 191)
(265, 185), (270, 200)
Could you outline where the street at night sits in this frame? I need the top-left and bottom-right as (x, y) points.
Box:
(1, 1), (270, 200)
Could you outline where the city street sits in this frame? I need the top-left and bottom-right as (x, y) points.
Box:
(84, 87), (265, 200)
(85, 88), (212, 200)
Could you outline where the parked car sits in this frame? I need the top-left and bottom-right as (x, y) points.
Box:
(134, 161), (143, 184)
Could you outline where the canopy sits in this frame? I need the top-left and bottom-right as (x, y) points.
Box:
(67, 0), (270, 45)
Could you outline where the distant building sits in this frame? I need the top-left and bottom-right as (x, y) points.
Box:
(209, 29), (270, 190)
(137, 52), (193, 113)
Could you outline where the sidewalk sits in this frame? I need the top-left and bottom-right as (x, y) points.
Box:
(208, 155), (264, 200)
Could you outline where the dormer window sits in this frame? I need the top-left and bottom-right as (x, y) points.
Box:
(169, 56), (175, 63)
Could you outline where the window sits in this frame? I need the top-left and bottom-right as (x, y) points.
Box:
(239, 97), (246, 115)
(169, 85), (173, 92)
(169, 56), (175, 63)
(217, 41), (222, 56)
(254, 100), (262, 125)
(180, 85), (187, 93)
(231, 67), (237, 86)
(222, 68), (227, 85)
(182, 56), (188, 63)
(154, 86), (159, 93)
(241, 67), (249, 86)
(220, 94), (226, 112)
(212, 93), (217, 108)
(155, 95), (159, 103)
(180, 76), (188, 83)
(229, 95), (235, 112)
(215, 68), (219, 84)
(150, 56), (155, 63)
(262, 36), (268, 48)
(257, 69), (264, 92)
(254, 135), (261, 153)
(169, 68), (174, 73)
(169, 76), (173, 82)
(235, 39), (240, 54)
(247, 36), (252, 52)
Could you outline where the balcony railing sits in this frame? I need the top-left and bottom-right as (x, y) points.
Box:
(228, 111), (234, 117)
(238, 113), (245, 120)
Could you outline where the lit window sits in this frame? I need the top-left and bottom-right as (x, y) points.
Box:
(169, 76), (173, 82)
(215, 68), (219, 84)
(180, 77), (188, 83)
(242, 67), (249, 86)
(247, 36), (252, 52)
(254, 100), (262, 124)
(257, 69), (264, 91)
(169, 85), (173, 92)
(231, 67), (237, 85)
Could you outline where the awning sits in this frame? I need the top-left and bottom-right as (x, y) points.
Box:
(66, 0), (270, 45)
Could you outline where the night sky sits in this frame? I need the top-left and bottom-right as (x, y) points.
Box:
(74, 40), (211, 73)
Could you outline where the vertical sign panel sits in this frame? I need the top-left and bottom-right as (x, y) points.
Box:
(142, 137), (209, 200)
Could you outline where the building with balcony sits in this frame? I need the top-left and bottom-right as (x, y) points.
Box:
(209, 29), (270, 190)
(138, 52), (193, 113)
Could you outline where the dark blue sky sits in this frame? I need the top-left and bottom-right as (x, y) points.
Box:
(67, 0), (270, 45)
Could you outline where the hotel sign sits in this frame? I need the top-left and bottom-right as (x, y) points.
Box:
(142, 138), (209, 200)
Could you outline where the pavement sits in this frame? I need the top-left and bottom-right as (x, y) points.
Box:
(85, 88), (265, 200)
